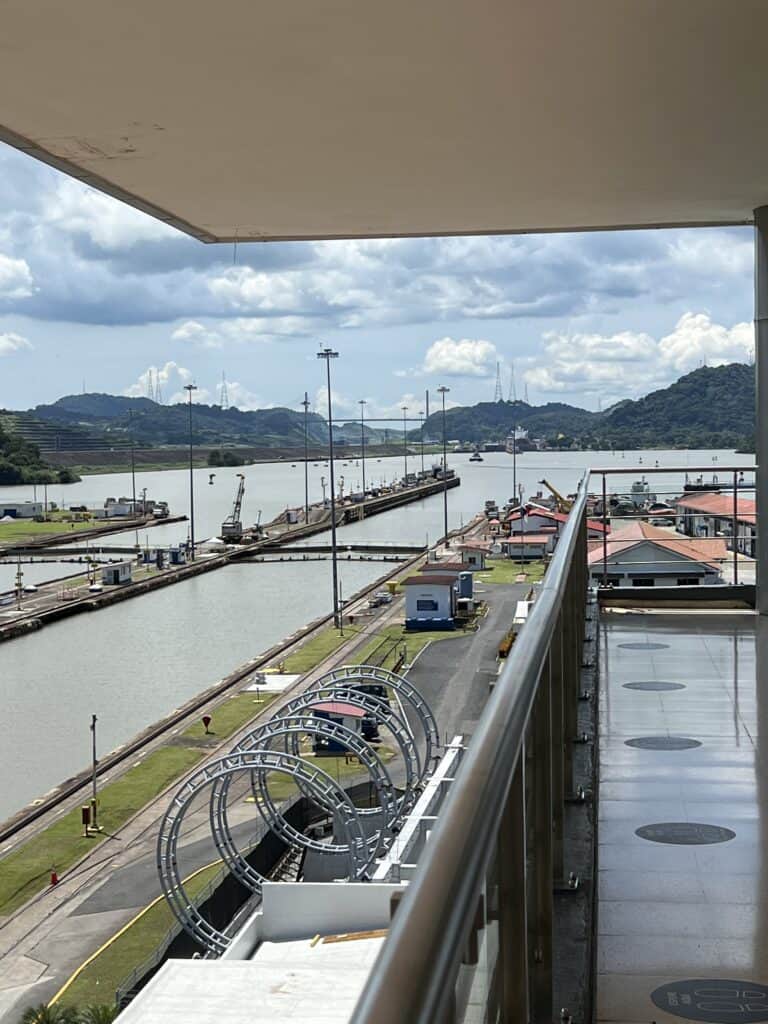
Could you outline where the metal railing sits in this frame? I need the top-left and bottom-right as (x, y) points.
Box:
(590, 465), (756, 589)
(351, 475), (589, 1023)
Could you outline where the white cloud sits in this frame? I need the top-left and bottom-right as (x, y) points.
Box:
(0, 332), (31, 356)
(124, 361), (194, 401)
(171, 316), (316, 348)
(225, 382), (271, 411)
(44, 179), (177, 251)
(523, 312), (754, 405)
(0, 254), (34, 299)
(657, 312), (753, 371)
(421, 337), (499, 378)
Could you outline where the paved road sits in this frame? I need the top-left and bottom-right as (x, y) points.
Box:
(407, 580), (529, 742)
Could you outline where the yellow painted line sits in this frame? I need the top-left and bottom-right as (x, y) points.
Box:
(48, 857), (223, 1006)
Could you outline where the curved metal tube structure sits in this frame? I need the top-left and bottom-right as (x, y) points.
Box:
(157, 663), (439, 955)
(209, 715), (397, 894)
(157, 749), (368, 955)
(314, 664), (441, 771)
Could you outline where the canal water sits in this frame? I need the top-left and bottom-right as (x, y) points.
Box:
(0, 449), (754, 820)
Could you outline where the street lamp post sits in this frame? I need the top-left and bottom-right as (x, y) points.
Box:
(419, 411), (425, 475)
(129, 407), (137, 515)
(184, 383), (198, 559)
(359, 399), (367, 498)
(438, 386), (450, 543)
(302, 392), (310, 523)
(402, 406), (408, 485)
(318, 348), (341, 631)
(90, 713), (99, 830)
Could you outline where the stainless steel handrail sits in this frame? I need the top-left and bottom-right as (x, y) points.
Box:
(351, 475), (589, 1023)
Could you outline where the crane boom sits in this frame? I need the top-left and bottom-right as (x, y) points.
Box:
(538, 478), (572, 513)
(221, 474), (246, 541)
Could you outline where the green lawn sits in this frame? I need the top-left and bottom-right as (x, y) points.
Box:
(181, 691), (278, 742)
(56, 860), (223, 1009)
(353, 623), (466, 669)
(0, 746), (206, 917)
(0, 690), (283, 918)
(0, 518), (100, 545)
(475, 558), (547, 585)
(279, 623), (364, 674)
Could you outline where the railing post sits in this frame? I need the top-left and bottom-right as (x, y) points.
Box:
(550, 610), (565, 884)
(530, 658), (553, 1023)
(498, 754), (529, 1023)
(733, 469), (739, 585)
(563, 569), (578, 796)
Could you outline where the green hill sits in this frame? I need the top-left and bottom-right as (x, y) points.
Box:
(421, 363), (754, 450)
(0, 418), (79, 485)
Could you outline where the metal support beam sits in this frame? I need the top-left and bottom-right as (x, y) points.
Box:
(497, 756), (529, 1023)
(755, 207), (768, 614)
(530, 661), (554, 1023)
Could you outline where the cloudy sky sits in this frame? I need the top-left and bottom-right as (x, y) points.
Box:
(0, 142), (756, 421)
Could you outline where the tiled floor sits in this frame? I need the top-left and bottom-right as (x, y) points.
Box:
(597, 611), (768, 1024)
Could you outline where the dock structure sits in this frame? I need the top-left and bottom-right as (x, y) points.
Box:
(0, 476), (460, 643)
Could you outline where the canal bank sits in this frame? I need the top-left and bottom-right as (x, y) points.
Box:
(0, 476), (459, 645)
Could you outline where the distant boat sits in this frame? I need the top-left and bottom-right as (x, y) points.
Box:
(291, 464), (296, 467)
(469, 450), (483, 462)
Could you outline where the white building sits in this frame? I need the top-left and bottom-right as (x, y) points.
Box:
(101, 560), (133, 585)
(403, 573), (457, 629)
(588, 521), (726, 588)
(0, 500), (43, 519)
(501, 533), (552, 561)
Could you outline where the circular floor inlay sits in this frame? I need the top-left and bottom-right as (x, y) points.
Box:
(625, 736), (702, 750)
(623, 680), (686, 691)
(618, 641), (670, 650)
(651, 980), (768, 1023)
(636, 822), (735, 845)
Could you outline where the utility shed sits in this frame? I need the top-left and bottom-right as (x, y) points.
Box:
(0, 501), (42, 519)
(501, 534), (552, 561)
(101, 560), (133, 586)
(402, 574), (457, 631)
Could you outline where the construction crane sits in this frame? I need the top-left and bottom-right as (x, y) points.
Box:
(538, 478), (572, 514)
(221, 474), (246, 541)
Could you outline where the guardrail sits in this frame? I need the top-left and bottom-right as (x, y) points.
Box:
(351, 474), (589, 1023)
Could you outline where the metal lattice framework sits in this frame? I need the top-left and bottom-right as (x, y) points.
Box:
(314, 665), (441, 773)
(157, 749), (368, 955)
(156, 664), (440, 954)
(209, 715), (398, 894)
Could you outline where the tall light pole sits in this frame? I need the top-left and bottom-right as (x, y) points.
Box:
(359, 399), (367, 497)
(419, 411), (425, 475)
(402, 405), (408, 484)
(184, 383), (198, 559)
(128, 407), (137, 515)
(302, 392), (310, 523)
(318, 348), (341, 630)
(90, 713), (99, 830)
(438, 385), (450, 543)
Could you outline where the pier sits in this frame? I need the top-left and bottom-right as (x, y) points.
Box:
(0, 476), (460, 643)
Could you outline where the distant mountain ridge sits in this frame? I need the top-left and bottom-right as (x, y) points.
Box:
(421, 363), (754, 450)
(2, 362), (755, 454)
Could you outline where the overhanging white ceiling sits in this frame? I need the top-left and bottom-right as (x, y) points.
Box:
(1, 0), (767, 242)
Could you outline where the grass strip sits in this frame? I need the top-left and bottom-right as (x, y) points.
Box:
(0, 746), (205, 917)
(353, 623), (465, 670)
(0, 695), (280, 917)
(57, 861), (223, 1009)
(475, 558), (547, 585)
(278, 623), (363, 674)
(180, 691), (278, 741)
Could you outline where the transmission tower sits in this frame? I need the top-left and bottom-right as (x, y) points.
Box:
(147, 369), (155, 401)
(220, 371), (230, 410)
(156, 379), (163, 404)
(507, 362), (517, 402)
(493, 361), (503, 402)
(524, 383), (529, 404)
